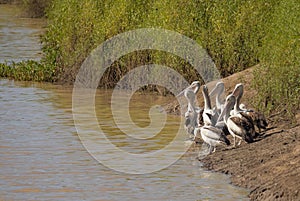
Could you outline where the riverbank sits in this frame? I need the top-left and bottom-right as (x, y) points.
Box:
(165, 67), (300, 200)
(201, 123), (300, 200)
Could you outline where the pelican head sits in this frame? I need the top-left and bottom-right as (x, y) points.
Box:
(217, 94), (236, 122)
(202, 85), (211, 110)
(224, 94), (236, 110)
(190, 81), (201, 94)
(232, 83), (244, 99)
(176, 81), (200, 97)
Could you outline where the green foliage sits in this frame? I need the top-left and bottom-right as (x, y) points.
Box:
(42, 0), (275, 86)
(252, 0), (300, 120)
(0, 60), (56, 82)
(38, 0), (300, 120)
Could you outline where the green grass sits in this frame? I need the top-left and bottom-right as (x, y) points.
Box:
(0, 60), (56, 82)
(42, 0), (274, 84)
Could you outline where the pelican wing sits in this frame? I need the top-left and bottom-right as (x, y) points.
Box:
(201, 126), (230, 145)
(228, 116), (254, 143)
(201, 126), (222, 140)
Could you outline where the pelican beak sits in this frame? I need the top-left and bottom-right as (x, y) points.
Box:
(176, 81), (200, 97)
(217, 95), (235, 122)
(176, 89), (186, 97)
(232, 83), (243, 98)
(209, 82), (224, 97)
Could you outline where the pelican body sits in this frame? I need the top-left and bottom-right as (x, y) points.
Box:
(198, 125), (230, 153)
(194, 93), (233, 153)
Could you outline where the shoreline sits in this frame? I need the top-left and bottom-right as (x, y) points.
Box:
(198, 124), (300, 200)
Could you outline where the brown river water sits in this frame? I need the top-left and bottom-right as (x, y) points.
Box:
(0, 4), (44, 63)
(0, 4), (249, 201)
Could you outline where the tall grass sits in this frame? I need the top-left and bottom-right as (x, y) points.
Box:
(252, 0), (300, 122)
(42, 0), (272, 86)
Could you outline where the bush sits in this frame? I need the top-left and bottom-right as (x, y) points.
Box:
(252, 0), (300, 122)
(42, 0), (274, 87)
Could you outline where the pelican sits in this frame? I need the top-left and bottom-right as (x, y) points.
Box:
(202, 85), (218, 126)
(194, 95), (233, 153)
(184, 89), (199, 137)
(209, 81), (225, 114)
(231, 83), (268, 134)
(177, 81), (201, 138)
(220, 94), (254, 147)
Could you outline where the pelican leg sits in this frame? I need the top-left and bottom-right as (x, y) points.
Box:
(208, 145), (213, 153)
(212, 147), (216, 153)
(233, 136), (236, 147)
(237, 139), (242, 146)
(189, 134), (194, 140)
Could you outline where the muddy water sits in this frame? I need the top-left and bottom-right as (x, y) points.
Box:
(0, 4), (45, 63)
(0, 79), (249, 200)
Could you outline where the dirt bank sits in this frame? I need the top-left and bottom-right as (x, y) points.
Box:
(200, 125), (300, 201)
(164, 66), (300, 200)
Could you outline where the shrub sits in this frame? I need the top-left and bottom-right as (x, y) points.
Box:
(42, 0), (274, 87)
(252, 0), (300, 122)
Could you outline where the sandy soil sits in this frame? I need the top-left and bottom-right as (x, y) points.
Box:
(164, 66), (300, 200)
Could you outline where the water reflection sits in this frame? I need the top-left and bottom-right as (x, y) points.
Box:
(0, 79), (249, 200)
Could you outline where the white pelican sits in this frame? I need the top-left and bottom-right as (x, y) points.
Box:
(231, 83), (268, 134)
(209, 81), (225, 114)
(177, 81), (201, 138)
(202, 85), (218, 126)
(184, 89), (199, 137)
(219, 94), (255, 147)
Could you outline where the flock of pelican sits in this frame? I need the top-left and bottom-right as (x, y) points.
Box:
(178, 81), (268, 153)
